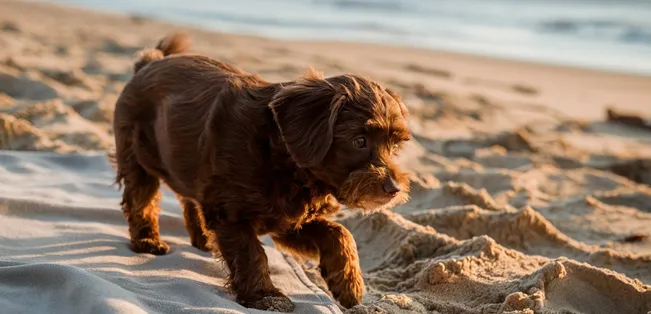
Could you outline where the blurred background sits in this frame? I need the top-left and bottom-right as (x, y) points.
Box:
(50, 0), (651, 76)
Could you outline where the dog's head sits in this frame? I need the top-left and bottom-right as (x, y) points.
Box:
(270, 68), (411, 212)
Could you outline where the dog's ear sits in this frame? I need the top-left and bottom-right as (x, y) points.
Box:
(270, 68), (345, 168)
(385, 87), (409, 119)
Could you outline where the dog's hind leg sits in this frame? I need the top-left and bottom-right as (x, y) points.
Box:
(176, 195), (210, 251)
(114, 125), (169, 255)
(121, 172), (167, 255)
(120, 167), (168, 255)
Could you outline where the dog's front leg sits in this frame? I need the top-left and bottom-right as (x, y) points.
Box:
(272, 218), (364, 308)
(202, 210), (295, 313)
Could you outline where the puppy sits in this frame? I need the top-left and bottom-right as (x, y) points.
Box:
(111, 32), (411, 312)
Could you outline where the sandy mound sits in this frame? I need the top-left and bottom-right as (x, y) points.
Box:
(340, 210), (650, 314)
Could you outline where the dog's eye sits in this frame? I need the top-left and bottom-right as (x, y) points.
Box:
(353, 137), (366, 148)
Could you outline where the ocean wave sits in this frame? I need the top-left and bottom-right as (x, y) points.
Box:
(161, 5), (413, 36)
(320, 0), (404, 12)
(538, 19), (651, 45)
(49, 0), (651, 75)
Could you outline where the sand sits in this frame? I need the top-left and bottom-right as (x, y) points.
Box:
(1, 1), (651, 313)
(0, 150), (341, 314)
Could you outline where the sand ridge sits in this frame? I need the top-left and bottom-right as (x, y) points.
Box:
(1, 1), (651, 313)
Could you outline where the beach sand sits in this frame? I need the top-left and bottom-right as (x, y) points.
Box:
(1, 1), (651, 313)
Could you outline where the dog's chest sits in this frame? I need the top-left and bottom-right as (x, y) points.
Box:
(298, 199), (341, 229)
(257, 195), (341, 234)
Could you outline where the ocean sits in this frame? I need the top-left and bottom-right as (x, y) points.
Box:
(47, 0), (651, 76)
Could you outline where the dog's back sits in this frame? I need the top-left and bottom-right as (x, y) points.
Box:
(112, 33), (274, 197)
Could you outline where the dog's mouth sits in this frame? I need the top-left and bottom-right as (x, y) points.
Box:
(335, 166), (410, 212)
(338, 190), (409, 213)
(354, 192), (409, 212)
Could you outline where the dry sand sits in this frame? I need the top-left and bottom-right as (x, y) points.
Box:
(1, 1), (651, 313)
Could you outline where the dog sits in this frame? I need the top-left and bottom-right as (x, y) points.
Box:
(111, 32), (411, 312)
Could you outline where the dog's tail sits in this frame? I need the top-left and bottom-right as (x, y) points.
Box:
(133, 31), (191, 73)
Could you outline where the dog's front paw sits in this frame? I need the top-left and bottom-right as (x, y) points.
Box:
(130, 238), (170, 255)
(240, 291), (295, 313)
(323, 264), (365, 308)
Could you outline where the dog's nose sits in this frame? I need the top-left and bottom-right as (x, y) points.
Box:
(383, 177), (401, 195)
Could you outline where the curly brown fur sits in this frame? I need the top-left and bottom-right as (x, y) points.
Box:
(112, 32), (411, 311)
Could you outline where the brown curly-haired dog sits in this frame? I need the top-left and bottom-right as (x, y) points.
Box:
(111, 32), (411, 312)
